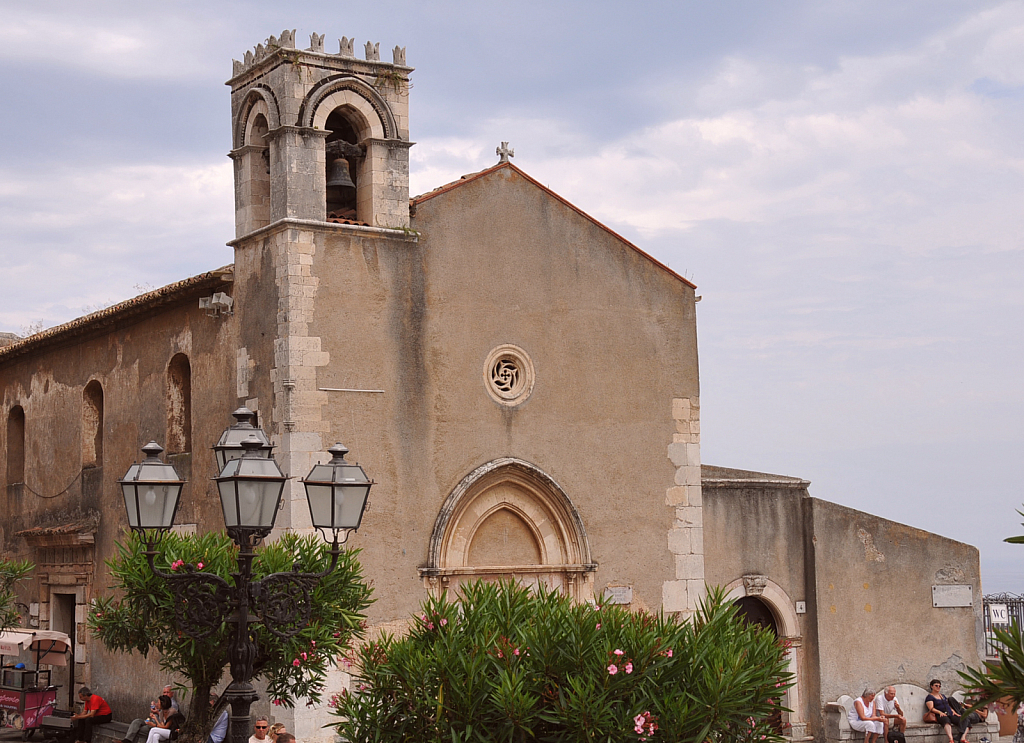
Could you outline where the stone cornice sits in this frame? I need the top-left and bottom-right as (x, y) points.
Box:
(228, 217), (418, 247)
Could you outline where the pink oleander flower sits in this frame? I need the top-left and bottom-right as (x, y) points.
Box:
(608, 664), (618, 675)
(666, 649), (673, 657)
(272, 699), (282, 706)
(310, 640), (316, 647)
(497, 651), (503, 658)
(440, 618), (448, 626)
(301, 652), (308, 660)
(625, 662), (633, 674)
(196, 562), (204, 569)
(421, 614), (428, 621)
(427, 622), (434, 630)
(614, 649), (624, 656)
(292, 658), (301, 667)
(513, 648), (519, 656)
(596, 623), (601, 629)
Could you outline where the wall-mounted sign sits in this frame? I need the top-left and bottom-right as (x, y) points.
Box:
(605, 586), (633, 605)
(932, 584), (973, 608)
(989, 604), (1009, 624)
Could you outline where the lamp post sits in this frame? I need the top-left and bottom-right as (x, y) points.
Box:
(119, 414), (373, 743)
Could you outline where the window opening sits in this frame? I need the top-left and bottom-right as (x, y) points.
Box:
(82, 381), (103, 468)
(6, 406), (25, 485)
(167, 354), (192, 454)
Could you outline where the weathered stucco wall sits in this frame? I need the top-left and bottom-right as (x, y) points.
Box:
(304, 165), (700, 622)
(811, 497), (982, 706)
(0, 278), (238, 713)
(703, 467), (983, 741)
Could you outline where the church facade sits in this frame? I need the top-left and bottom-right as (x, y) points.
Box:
(0, 30), (983, 742)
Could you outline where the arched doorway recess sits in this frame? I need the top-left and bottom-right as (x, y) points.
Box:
(724, 576), (805, 739)
(420, 458), (597, 600)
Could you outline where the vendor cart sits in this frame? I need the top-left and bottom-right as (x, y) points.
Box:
(0, 630), (71, 740)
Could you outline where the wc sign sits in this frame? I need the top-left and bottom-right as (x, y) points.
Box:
(989, 604), (1009, 625)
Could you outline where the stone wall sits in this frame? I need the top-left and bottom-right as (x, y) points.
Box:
(0, 276), (237, 714)
(702, 467), (983, 741)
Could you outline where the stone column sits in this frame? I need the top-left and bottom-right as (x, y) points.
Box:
(662, 397), (705, 616)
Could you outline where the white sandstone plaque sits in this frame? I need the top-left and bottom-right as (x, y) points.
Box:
(605, 586), (633, 605)
(932, 584), (972, 608)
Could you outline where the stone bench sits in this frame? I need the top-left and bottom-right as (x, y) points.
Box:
(39, 715), (132, 743)
(826, 684), (1000, 743)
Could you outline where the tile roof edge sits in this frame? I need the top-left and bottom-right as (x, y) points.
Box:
(0, 266), (234, 364)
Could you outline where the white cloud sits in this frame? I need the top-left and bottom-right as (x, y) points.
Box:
(0, 4), (226, 80)
(0, 160), (233, 331)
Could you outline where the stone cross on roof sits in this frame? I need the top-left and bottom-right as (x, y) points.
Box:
(496, 142), (514, 163)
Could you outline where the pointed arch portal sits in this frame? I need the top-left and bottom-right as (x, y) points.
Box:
(421, 458), (597, 600)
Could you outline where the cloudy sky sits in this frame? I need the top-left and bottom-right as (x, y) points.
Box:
(1, 1), (1022, 591)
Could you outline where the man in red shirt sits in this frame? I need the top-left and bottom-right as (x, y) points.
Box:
(72, 686), (113, 743)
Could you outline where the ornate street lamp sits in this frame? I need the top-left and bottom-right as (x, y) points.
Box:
(212, 407), (274, 472)
(119, 413), (373, 743)
(119, 442), (185, 533)
(301, 444), (373, 541)
(216, 435), (287, 537)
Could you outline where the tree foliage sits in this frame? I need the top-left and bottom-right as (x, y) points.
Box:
(330, 581), (791, 743)
(959, 506), (1024, 707)
(0, 558), (33, 631)
(88, 531), (372, 736)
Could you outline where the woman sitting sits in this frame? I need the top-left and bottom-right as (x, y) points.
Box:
(925, 679), (964, 743)
(849, 688), (886, 743)
(145, 696), (176, 743)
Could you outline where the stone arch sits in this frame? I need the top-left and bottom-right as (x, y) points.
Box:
(422, 458), (596, 600)
(232, 85), (281, 149)
(724, 576), (804, 735)
(244, 101), (270, 146)
(301, 77), (394, 140)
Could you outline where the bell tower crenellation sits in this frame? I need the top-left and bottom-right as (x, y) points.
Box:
(228, 30), (412, 236)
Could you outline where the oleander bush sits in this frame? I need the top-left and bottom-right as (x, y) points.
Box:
(329, 580), (791, 743)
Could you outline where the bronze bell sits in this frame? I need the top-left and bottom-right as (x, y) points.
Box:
(326, 157), (355, 189)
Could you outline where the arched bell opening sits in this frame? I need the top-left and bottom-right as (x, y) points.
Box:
(245, 112), (271, 230)
(324, 108), (365, 222)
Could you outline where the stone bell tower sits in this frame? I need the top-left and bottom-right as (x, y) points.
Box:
(228, 29), (412, 235)
(224, 31), (414, 740)
(225, 29), (413, 538)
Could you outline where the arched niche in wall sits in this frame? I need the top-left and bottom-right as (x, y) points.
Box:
(724, 576), (804, 736)
(6, 405), (25, 485)
(421, 458), (597, 600)
(244, 107), (271, 230)
(166, 354), (192, 455)
(82, 381), (103, 468)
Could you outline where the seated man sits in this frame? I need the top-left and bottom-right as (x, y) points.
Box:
(956, 698), (989, 743)
(205, 693), (229, 743)
(162, 685), (180, 712)
(875, 686), (907, 743)
(71, 686), (113, 743)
